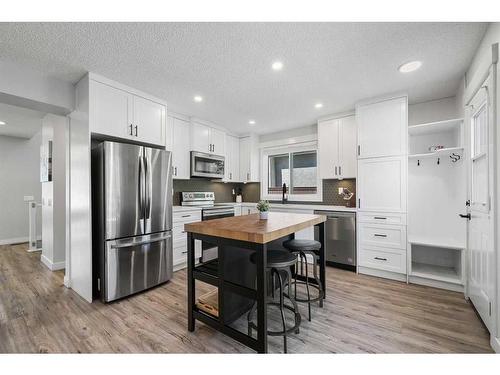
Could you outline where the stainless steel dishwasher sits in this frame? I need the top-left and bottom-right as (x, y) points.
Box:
(314, 211), (356, 271)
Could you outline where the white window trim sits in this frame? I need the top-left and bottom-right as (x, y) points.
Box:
(260, 141), (322, 202)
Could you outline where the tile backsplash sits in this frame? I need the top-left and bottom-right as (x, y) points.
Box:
(173, 179), (355, 207)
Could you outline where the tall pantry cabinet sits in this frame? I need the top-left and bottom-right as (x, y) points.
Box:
(356, 96), (408, 280)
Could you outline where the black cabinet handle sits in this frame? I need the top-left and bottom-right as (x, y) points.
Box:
(374, 257), (387, 261)
(374, 216), (387, 220)
(182, 251), (187, 254)
(374, 234), (387, 238)
(459, 213), (471, 220)
(129, 124), (133, 135)
(134, 125), (138, 137)
(181, 215), (190, 218)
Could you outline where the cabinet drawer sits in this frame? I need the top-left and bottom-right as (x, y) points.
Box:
(173, 211), (201, 223)
(173, 245), (188, 265)
(358, 223), (406, 249)
(357, 212), (406, 225)
(358, 246), (406, 274)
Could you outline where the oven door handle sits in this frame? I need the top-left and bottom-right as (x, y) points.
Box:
(203, 210), (235, 217)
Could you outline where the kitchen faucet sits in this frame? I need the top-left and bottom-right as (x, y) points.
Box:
(282, 183), (288, 204)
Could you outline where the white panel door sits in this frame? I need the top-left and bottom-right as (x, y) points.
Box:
(132, 96), (165, 145)
(172, 117), (191, 179)
(210, 128), (226, 156)
(357, 156), (407, 212)
(356, 97), (407, 158)
(467, 80), (495, 333)
(239, 137), (250, 181)
(92, 81), (132, 138)
(318, 119), (340, 179)
(339, 115), (357, 178)
(191, 122), (210, 153)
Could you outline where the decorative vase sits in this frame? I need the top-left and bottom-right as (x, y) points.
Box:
(259, 211), (268, 220)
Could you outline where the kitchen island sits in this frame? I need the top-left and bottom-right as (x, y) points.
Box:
(184, 212), (327, 353)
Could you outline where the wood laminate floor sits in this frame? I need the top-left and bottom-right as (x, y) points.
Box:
(0, 243), (493, 353)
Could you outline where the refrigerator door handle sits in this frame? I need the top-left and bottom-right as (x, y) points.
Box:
(144, 155), (151, 219)
(110, 233), (172, 249)
(138, 155), (145, 218)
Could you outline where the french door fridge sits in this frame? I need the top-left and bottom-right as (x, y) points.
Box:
(92, 141), (173, 302)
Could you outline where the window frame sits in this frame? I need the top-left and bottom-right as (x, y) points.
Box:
(260, 142), (322, 202)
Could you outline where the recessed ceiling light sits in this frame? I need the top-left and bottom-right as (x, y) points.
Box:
(193, 95), (203, 103)
(398, 60), (422, 73)
(248, 120), (256, 125)
(272, 61), (283, 71)
(0, 121), (6, 125)
(314, 103), (323, 109)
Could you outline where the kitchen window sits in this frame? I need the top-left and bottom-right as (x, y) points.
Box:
(262, 143), (321, 202)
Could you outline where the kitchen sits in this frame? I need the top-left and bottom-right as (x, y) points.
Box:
(0, 16), (499, 368)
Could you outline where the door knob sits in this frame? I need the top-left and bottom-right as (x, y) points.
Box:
(459, 213), (471, 220)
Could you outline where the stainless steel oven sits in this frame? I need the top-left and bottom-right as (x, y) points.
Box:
(190, 151), (225, 179)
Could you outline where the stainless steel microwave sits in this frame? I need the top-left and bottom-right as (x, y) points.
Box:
(190, 151), (225, 179)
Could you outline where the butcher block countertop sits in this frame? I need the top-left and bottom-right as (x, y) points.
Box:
(184, 212), (326, 244)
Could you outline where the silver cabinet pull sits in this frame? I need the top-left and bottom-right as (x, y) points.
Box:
(335, 166), (337, 175)
(339, 166), (342, 175)
(374, 257), (387, 261)
(230, 172), (232, 180)
(374, 234), (387, 238)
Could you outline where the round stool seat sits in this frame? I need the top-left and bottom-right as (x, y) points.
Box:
(283, 239), (321, 252)
(250, 249), (297, 268)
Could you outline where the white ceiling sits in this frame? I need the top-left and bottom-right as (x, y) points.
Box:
(0, 103), (44, 139)
(0, 22), (487, 135)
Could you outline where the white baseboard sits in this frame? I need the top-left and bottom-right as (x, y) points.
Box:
(491, 336), (500, 353)
(41, 254), (65, 271)
(63, 274), (70, 288)
(0, 237), (28, 246)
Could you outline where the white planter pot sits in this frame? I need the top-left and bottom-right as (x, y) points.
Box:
(259, 211), (268, 220)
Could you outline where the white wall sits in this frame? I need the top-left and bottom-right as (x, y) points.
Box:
(40, 114), (67, 271)
(0, 132), (42, 244)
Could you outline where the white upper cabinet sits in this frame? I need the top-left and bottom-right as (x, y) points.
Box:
(190, 121), (226, 155)
(225, 135), (240, 182)
(357, 155), (407, 212)
(318, 115), (357, 179)
(239, 134), (259, 182)
(91, 81), (131, 139)
(356, 96), (407, 158)
(171, 116), (191, 179)
(90, 79), (166, 147)
(132, 95), (165, 145)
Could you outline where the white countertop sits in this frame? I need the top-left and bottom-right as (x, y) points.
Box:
(173, 202), (356, 213)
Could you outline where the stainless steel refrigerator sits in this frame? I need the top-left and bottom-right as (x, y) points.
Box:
(92, 141), (173, 302)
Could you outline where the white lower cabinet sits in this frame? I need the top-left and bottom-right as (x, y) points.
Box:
(172, 210), (202, 270)
(358, 245), (407, 274)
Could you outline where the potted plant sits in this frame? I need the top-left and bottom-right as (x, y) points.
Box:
(256, 200), (270, 220)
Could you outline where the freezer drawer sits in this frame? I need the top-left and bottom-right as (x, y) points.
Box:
(104, 231), (173, 302)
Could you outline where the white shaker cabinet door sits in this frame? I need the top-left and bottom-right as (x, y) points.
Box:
(132, 95), (165, 146)
(210, 127), (226, 156)
(318, 119), (340, 179)
(338, 115), (357, 179)
(191, 122), (211, 153)
(172, 117), (191, 179)
(92, 81), (132, 138)
(356, 97), (407, 158)
(357, 156), (407, 212)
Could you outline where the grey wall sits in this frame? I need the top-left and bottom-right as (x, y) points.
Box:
(0, 132), (42, 244)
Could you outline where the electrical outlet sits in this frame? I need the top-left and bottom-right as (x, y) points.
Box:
(338, 187), (343, 195)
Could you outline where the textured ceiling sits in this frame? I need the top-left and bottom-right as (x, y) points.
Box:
(0, 22), (487, 135)
(0, 103), (43, 139)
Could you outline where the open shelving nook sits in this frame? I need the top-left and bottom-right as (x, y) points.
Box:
(407, 117), (466, 291)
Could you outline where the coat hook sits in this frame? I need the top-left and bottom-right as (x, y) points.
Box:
(437, 157), (440, 165)
(417, 159), (420, 166)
